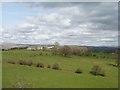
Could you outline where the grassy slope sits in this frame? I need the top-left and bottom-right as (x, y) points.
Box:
(0, 63), (1, 88)
(2, 50), (118, 88)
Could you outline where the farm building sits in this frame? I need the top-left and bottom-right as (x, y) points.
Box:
(27, 45), (54, 50)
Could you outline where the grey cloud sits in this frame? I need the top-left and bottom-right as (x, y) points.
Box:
(26, 2), (118, 31)
(26, 2), (81, 9)
(2, 2), (118, 46)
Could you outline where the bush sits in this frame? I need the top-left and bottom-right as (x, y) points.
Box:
(39, 52), (42, 56)
(103, 56), (106, 58)
(90, 64), (105, 76)
(36, 62), (44, 68)
(75, 68), (82, 74)
(26, 60), (33, 66)
(47, 65), (51, 68)
(19, 60), (26, 65)
(99, 70), (106, 76)
(93, 54), (96, 57)
(52, 63), (60, 70)
(8, 59), (15, 64)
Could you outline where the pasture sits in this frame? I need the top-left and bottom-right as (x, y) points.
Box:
(2, 50), (118, 88)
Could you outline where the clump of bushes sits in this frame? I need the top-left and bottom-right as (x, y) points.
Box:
(39, 52), (43, 56)
(90, 64), (105, 76)
(26, 60), (33, 66)
(52, 63), (60, 70)
(36, 62), (44, 68)
(8, 59), (15, 64)
(99, 70), (106, 76)
(75, 68), (82, 74)
(47, 65), (51, 68)
(19, 60), (27, 65)
(93, 54), (96, 57)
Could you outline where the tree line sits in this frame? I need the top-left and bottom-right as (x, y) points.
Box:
(52, 42), (119, 66)
(52, 42), (90, 57)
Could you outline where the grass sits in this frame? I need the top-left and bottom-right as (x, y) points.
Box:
(0, 52), (2, 89)
(2, 50), (118, 88)
(0, 63), (2, 89)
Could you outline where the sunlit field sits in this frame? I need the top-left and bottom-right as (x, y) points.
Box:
(2, 50), (118, 88)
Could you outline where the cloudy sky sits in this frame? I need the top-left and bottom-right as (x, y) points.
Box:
(1, 2), (118, 46)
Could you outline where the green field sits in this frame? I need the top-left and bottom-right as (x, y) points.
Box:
(2, 50), (118, 88)
(0, 63), (1, 89)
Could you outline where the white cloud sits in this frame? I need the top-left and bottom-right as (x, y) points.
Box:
(100, 38), (114, 41)
(62, 18), (71, 28)
(2, 2), (118, 46)
(0, 27), (3, 43)
(0, 27), (3, 33)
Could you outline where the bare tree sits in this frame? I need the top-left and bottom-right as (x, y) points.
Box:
(59, 45), (71, 57)
(70, 46), (90, 56)
(115, 49), (119, 66)
(79, 47), (89, 56)
(54, 42), (60, 47)
(52, 42), (60, 55)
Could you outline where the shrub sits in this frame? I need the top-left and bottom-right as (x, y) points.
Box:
(93, 54), (96, 57)
(99, 70), (106, 76)
(36, 62), (44, 68)
(52, 63), (60, 70)
(47, 65), (51, 68)
(39, 52), (42, 56)
(8, 59), (15, 64)
(103, 56), (106, 58)
(75, 68), (82, 74)
(26, 60), (33, 66)
(19, 60), (26, 65)
(90, 64), (105, 76)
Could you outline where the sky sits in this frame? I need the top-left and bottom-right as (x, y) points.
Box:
(0, 2), (118, 46)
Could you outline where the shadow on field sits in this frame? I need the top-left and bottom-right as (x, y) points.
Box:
(106, 63), (118, 67)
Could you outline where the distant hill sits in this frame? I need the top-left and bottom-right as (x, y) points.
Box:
(1, 43), (118, 52)
(86, 46), (117, 52)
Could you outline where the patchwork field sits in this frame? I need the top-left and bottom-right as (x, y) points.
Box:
(2, 50), (118, 88)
